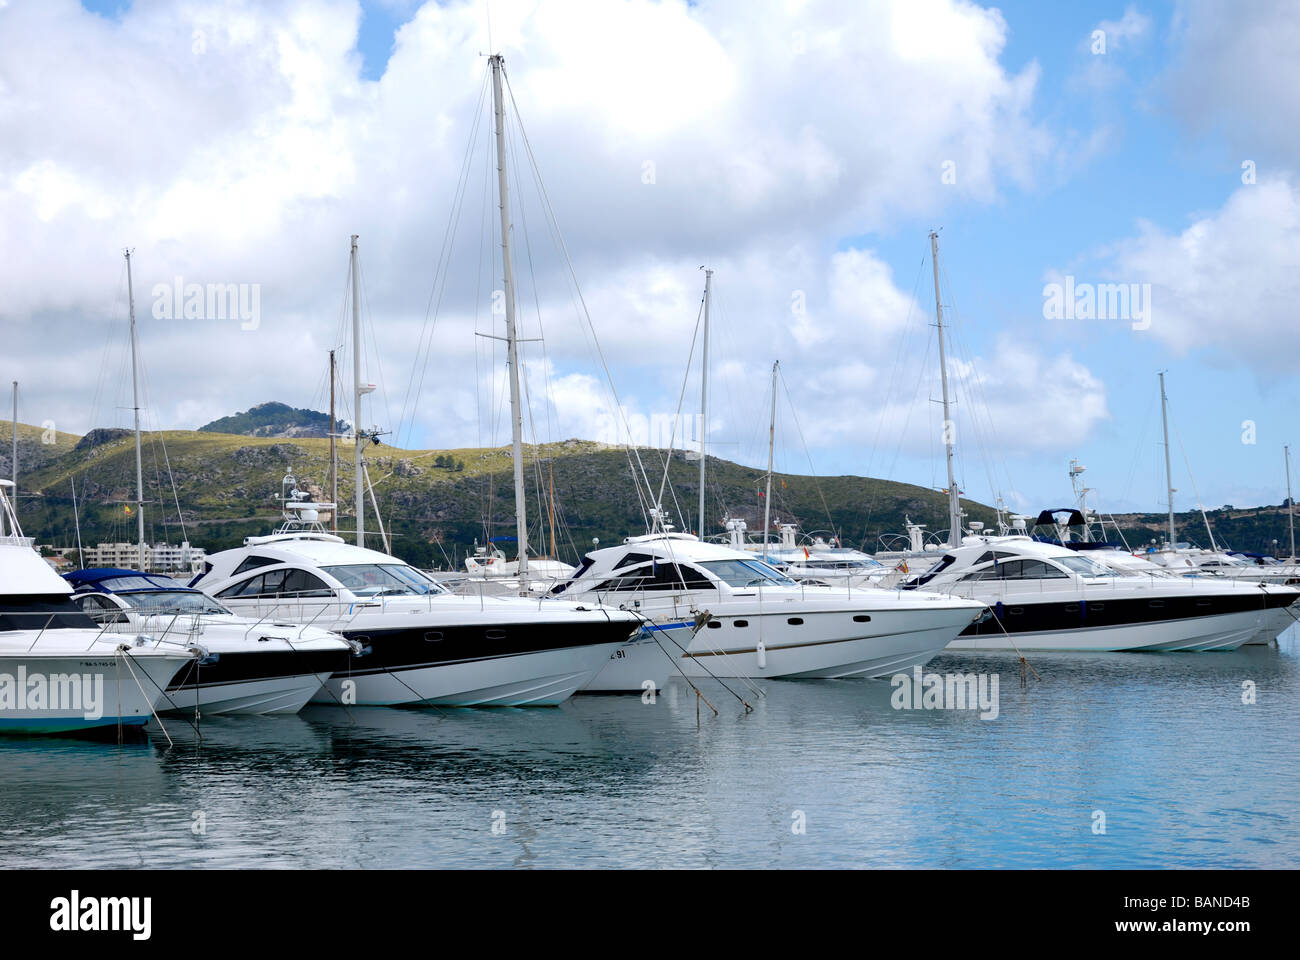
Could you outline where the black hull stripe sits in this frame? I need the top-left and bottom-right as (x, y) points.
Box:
(960, 592), (1293, 637)
(336, 645), (620, 677)
(332, 621), (636, 676)
(167, 650), (348, 690)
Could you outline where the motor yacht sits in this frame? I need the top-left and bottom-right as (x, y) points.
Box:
(0, 481), (199, 734)
(190, 479), (642, 706)
(65, 568), (356, 715)
(901, 535), (1300, 651)
(551, 532), (987, 679)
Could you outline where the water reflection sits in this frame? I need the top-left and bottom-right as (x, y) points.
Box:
(0, 638), (1296, 868)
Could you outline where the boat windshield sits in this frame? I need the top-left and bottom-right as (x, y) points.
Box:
(1056, 555), (1116, 578)
(119, 590), (231, 615)
(323, 563), (448, 597)
(699, 559), (798, 588)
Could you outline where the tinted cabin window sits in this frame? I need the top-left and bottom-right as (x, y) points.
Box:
(645, 562), (712, 591)
(974, 560), (1023, 581)
(909, 554), (955, 587)
(233, 555), (279, 576)
(594, 565), (654, 592)
(280, 569), (332, 597)
(216, 575), (257, 598)
(0, 595), (98, 630)
(550, 555), (596, 595)
(219, 573), (283, 598)
(615, 553), (656, 570)
(1009, 560), (1068, 580)
(78, 594), (129, 624)
(256, 569), (289, 596)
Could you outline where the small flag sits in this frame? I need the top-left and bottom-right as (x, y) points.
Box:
(124, 505), (132, 516)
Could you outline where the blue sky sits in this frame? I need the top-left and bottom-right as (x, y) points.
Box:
(11, 0), (1300, 527)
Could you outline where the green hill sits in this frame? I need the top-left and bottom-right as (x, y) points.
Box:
(11, 424), (997, 569)
(15, 418), (1300, 568)
(198, 401), (344, 439)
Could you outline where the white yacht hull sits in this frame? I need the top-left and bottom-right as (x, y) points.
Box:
(0, 651), (187, 735)
(948, 607), (1264, 652)
(1242, 606), (1295, 645)
(678, 605), (980, 679)
(315, 641), (627, 707)
(578, 621), (696, 693)
(159, 670), (334, 716)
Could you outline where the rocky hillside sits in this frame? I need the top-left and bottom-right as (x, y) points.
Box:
(198, 401), (344, 439)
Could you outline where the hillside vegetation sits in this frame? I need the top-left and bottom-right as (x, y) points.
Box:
(11, 423), (995, 568)
(198, 401), (345, 439)
(15, 415), (1295, 569)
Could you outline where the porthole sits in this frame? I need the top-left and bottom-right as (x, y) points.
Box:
(852, 614), (871, 623)
(707, 620), (722, 629)
(424, 631), (444, 642)
(733, 620), (749, 627)
(486, 629), (507, 640)
(787, 617), (804, 625)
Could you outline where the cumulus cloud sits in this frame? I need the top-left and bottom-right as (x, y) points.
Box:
(0, 0), (1106, 483)
(1106, 177), (1300, 375)
(1162, 0), (1300, 161)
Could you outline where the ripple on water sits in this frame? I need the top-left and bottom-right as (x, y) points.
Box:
(1, 637), (1298, 868)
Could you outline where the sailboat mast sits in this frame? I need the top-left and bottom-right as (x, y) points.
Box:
(329, 348), (337, 535)
(490, 53), (529, 591)
(71, 476), (84, 564)
(929, 231), (961, 546)
(9, 381), (15, 523)
(125, 249), (146, 568)
(698, 268), (712, 538)
(1158, 371), (1176, 546)
(1286, 444), (1296, 561)
(547, 460), (556, 559)
(351, 235), (364, 547)
(763, 361), (778, 560)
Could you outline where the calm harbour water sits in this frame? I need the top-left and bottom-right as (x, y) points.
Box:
(2, 629), (1298, 869)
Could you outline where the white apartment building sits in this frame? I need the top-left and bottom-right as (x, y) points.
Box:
(82, 540), (207, 573)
